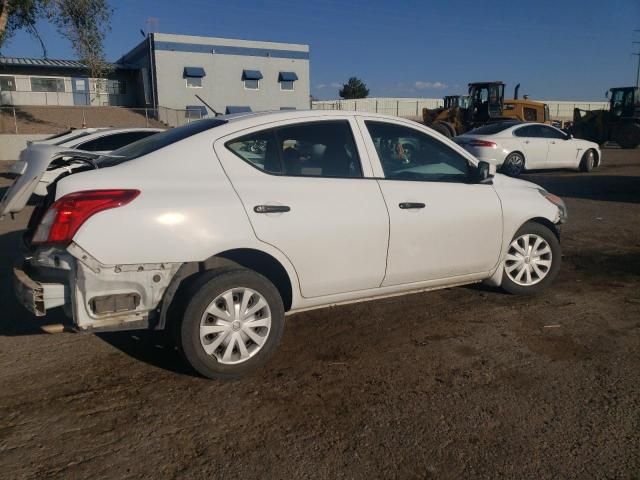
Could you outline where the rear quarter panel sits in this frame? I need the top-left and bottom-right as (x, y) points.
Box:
(55, 133), (280, 266)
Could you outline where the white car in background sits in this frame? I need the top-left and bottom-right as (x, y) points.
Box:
(12, 127), (164, 196)
(3, 111), (567, 379)
(30, 127), (165, 153)
(454, 121), (600, 177)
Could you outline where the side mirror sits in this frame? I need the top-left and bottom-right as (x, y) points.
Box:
(476, 160), (495, 182)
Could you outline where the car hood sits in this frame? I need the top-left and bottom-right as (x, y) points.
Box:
(0, 144), (102, 218)
(490, 172), (541, 191)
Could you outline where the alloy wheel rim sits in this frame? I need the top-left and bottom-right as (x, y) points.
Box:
(507, 155), (523, 175)
(504, 234), (553, 286)
(587, 151), (595, 169)
(200, 287), (271, 365)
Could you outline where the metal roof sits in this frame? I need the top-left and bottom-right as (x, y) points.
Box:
(0, 56), (135, 70)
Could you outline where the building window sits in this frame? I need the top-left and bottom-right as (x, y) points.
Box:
(184, 67), (205, 89)
(280, 80), (294, 91)
(30, 77), (65, 93)
(0, 76), (16, 92)
(226, 106), (252, 114)
(242, 70), (263, 90)
(244, 79), (259, 90)
(185, 105), (208, 119)
(96, 79), (126, 95)
(278, 72), (298, 92)
(107, 80), (126, 95)
(186, 77), (202, 88)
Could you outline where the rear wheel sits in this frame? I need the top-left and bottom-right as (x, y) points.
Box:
(579, 149), (596, 172)
(501, 222), (561, 295)
(613, 122), (640, 149)
(501, 152), (525, 177)
(178, 269), (285, 380)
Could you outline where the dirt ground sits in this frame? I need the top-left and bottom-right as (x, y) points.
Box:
(0, 149), (639, 479)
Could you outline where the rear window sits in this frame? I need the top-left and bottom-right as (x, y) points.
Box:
(96, 119), (227, 167)
(467, 122), (520, 135)
(74, 131), (160, 152)
(49, 130), (93, 144)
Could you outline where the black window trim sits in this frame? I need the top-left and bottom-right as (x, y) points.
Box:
(224, 119), (368, 180)
(363, 119), (477, 184)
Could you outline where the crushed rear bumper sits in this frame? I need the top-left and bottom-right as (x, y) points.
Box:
(13, 265), (68, 317)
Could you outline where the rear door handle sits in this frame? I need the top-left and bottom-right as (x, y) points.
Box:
(254, 205), (291, 213)
(399, 202), (426, 209)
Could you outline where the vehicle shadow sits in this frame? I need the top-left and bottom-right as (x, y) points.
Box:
(521, 173), (640, 204)
(96, 330), (199, 377)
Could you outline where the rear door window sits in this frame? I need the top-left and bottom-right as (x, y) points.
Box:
(537, 125), (567, 139)
(513, 125), (540, 138)
(226, 120), (363, 178)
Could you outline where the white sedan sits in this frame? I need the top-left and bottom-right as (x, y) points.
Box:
(11, 127), (164, 196)
(30, 127), (165, 153)
(454, 121), (600, 177)
(3, 110), (567, 379)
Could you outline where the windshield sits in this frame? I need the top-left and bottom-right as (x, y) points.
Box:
(96, 118), (228, 167)
(467, 121), (520, 135)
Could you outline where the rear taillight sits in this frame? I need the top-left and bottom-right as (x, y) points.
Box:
(32, 189), (140, 245)
(468, 139), (497, 148)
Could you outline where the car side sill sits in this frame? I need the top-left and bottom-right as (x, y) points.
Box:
(286, 277), (484, 316)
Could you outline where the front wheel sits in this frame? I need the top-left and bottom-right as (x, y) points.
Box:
(501, 222), (561, 295)
(579, 149), (596, 172)
(501, 152), (525, 177)
(178, 269), (285, 380)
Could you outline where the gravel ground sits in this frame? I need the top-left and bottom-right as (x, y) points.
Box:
(0, 149), (638, 479)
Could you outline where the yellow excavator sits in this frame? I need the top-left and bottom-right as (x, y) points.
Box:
(572, 87), (640, 149)
(422, 82), (549, 137)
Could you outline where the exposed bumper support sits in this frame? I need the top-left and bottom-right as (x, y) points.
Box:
(13, 265), (68, 317)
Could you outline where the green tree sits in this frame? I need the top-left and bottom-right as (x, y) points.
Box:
(339, 77), (369, 99)
(0, 0), (112, 78)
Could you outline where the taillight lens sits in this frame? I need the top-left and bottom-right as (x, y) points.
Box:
(468, 139), (497, 148)
(32, 189), (140, 245)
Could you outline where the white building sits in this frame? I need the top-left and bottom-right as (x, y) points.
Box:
(0, 33), (311, 119)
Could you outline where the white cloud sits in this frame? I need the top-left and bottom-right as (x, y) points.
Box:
(315, 82), (342, 90)
(414, 81), (448, 90)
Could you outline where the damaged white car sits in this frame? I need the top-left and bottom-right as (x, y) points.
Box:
(3, 111), (567, 379)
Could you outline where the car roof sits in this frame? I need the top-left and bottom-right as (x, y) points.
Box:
(216, 109), (418, 126)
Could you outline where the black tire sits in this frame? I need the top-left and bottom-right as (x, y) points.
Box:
(613, 122), (640, 149)
(579, 148), (596, 172)
(500, 221), (561, 296)
(501, 152), (525, 177)
(177, 268), (285, 380)
(432, 122), (453, 138)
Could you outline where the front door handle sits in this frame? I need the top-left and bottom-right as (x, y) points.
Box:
(399, 202), (426, 209)
(254, 205), (291, 214)
(550, 141), (556, 144)
(524, 140), (530, 144)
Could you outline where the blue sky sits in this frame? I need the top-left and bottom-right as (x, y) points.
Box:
(2, 0), (639, 100)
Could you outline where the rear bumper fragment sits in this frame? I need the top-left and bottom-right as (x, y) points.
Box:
(13, 265), (68, 317)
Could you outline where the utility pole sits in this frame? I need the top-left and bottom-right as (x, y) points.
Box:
(635, 30), (640, 87)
